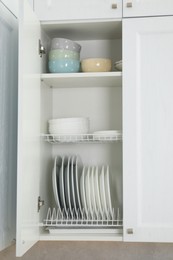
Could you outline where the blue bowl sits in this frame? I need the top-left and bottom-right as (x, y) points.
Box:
(48, 59), (80, 73)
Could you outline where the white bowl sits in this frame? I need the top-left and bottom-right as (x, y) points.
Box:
(51, 38), (81, 53)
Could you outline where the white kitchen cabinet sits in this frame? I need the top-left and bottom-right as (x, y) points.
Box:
(16, 0), (173, 257)
(34, 0), (173, 20)
(123, 16), (173, 242)
(33, 0), (122, 21)
(123, 0), (173, 17)
(17, 0), (122, 256)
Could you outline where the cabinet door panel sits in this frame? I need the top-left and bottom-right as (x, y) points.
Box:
(123, 17), (173, 242)
(123, 0), (173, 17)
(0, 2), (18, 252)
(34, 0), (122, 21)
(17, 0), (41, 256)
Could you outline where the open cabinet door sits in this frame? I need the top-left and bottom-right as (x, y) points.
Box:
(0, 1), (18, 252)
(16, 0), (41, 256)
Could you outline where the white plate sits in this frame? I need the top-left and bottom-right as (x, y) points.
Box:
(74, 155), (83, 217)
(94, 166), (103, 217)
(114, 60), (122, 71)
(93, 130), (122, 141)
(99, 166), (109, 219)
(85, 166), (93, 218)
(93, 130), (121, 136)
(80, 166), (88, 216)
(90, 166), (98, 218)
(52, 156), (62, 210)
(64, 155), (73, 218)
(104, 165), (113, 218)
(59, 155), (68, 216)
(71, 155), (78, 217)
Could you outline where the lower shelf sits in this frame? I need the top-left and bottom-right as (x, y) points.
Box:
(40, 231), (123, 242)
(42, 207), (123, 238)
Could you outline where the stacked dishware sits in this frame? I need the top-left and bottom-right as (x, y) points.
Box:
(48, 38), (81, 73)
(93, 130), (122, 140)
(48, 117), (89, 135)
(52, 154), (114, 221)
(114, 60), (122, 71)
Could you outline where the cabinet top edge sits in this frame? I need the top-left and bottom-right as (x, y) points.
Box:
(40, 19), (122, 26)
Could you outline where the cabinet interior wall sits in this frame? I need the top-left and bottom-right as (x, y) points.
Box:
(39, 20), (123, 236)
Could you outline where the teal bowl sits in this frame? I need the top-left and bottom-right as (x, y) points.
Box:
(49, 49), (80, 60)
(48, 59), (80, 73)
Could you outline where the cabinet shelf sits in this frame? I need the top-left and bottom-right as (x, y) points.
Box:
(41, 72), (122, 88)
(41, 133), (122, 144)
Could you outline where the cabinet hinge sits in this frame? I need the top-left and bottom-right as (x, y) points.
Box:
(112, 3), (117, 9)
(38, 196), (44, 212)
(127, 228), (134, 234)
(39, 39), (46, 58)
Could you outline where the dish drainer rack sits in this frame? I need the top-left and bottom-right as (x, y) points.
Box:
(43, 208), (123, 231)
(41, 133), (122, 144)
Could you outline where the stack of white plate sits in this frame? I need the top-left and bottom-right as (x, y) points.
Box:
(52, 154), (114, 220)
(93, 130), (122, 140)
(48, 117), (89, 135)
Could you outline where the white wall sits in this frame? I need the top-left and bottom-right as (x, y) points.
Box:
(1, 0), (18, 17)
(1, 0), (34, 17)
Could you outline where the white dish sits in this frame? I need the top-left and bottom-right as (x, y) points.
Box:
(48, 117), (90, 135)
(94, 166), (103, 217)
(90, 166), (98, 218)
(93, 130), (122, 140)
(52, 156), (62, 210)
(114, 60), (122, 71)
(65, 155), (73, 218)
(74, 155), (83, 217)
(80, 166), (88, 216)
(71, 155), (78, 217)
(49, 117), (89, 124)
(104, 165), (113, 218)
(85, 166), (93, 218)
(59, 156), (68, 216)
(99, 166), (109, 219)
(49, 127), (89, 135)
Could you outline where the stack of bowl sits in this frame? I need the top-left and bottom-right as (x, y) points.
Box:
(48, 117), (89, 135)
(48, 38), (81, 73)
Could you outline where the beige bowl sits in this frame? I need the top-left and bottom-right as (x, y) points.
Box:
(81, 58), (112, 72)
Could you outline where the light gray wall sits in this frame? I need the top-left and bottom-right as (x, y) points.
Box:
(1, 242), (173, 260)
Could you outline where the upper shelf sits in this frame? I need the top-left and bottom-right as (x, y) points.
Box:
(41, 72), (122, 88)
(41, 19), (122, 41)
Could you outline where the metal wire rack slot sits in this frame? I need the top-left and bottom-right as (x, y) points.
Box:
(43, 207), (123, 232)
(41, 133), (122, 144)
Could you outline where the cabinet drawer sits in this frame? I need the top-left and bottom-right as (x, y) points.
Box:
(34, 0), (122, 21)
(123, 0), (173, 17)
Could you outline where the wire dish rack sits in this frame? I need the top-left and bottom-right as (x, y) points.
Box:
(43, 207), (123, 232)
(41, 133), (122, 144)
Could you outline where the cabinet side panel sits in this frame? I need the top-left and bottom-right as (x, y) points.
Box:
(123, 17), (173, 242)
(17, 0), (41, 256)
